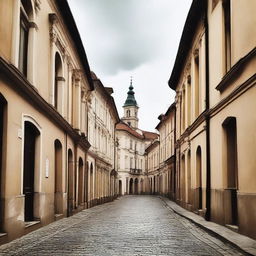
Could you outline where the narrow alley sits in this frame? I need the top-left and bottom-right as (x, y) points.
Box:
(0, 196), (244, 256)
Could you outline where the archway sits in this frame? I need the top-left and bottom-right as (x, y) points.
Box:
(90, 163), (93, 204)
(54, 140), (62, 214)
(0, 95), (7, 230)
(68, 149), (74, 215)
(129, 178), (133, 194)
(196, 146), (202, 210)
(134, 178), (139, 195)
(223, 117), (238, 225)
(23, 121), (40, 221)
(187, 150), (191, 204)
(78, 158), (84, 206)
(84, 162), (89, 205)
(181, 154), (185, 202)
(153, 176), (156, 194)
(140, 179), (144, 194)
(119, 180), (122, 196)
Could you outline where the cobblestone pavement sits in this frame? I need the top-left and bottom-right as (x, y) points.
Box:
(0, 196), (246, 256)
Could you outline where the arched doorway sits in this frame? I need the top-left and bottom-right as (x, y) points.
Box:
(0, 95), (7, 230)
(153, 176), (156, 194)
(84, 162), (89, 206)
(134, 178), (139, 195)
(196, 146), (202, 210)
(90, 163), (93, 204)
(54, 140), (62, 214)
(140, 179), (144, 194)
(187, 150), (191, 204)
(78, 158), (84, 206)
(68, 149), (74, 216)
(119, 180), (122, 196)
(181, 154), (185, 203)
(23, 121), (40, 221)
(223, 117), (238, 225)
(129, 178), (133, 194)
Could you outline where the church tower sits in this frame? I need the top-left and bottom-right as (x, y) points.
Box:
(122, 78), (139, 129)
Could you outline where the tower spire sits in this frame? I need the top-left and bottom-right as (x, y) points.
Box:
(123, 77), (137, 107)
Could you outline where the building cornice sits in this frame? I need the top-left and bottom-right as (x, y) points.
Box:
(216, 47), (256, 92)
(0, 57), (90, 151)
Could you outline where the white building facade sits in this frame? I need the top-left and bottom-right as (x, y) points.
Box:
(116, 80), (158, 195)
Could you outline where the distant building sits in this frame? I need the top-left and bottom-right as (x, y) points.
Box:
(87, 72), (120, 206)
(116, 79), (158, 195)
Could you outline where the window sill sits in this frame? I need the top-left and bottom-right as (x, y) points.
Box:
(24, 220), (41, 228)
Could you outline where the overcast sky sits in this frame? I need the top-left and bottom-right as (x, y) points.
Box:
(68, 0), (192, 132)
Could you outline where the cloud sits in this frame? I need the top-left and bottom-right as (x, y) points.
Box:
(69, 0), (192, 76)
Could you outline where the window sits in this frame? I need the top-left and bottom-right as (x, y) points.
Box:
(127, 110), (130, 117)
(223, 0), (231, 72)
(19, 3), (30, 75)
(130, 139), (132, 149)
(194, 52), (200, 117)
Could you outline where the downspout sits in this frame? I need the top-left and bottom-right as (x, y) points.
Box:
(205, 1), (211, 221)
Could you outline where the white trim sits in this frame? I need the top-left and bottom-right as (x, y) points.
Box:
(20, 114), (42, 195)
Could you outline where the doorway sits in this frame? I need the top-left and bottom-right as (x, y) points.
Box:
(223, 117), (238, 225)
(23, 121), (40, 221)
(196, 146), (202, 210)
(0, 95), (7, 230)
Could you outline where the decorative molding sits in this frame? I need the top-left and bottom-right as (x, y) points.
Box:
(0, 57), (90, 151)
(34, 0), (41, 14)
(216, 47), (256, 92)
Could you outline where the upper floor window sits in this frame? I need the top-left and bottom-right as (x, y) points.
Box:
(127, 110), (130, 117)
(19, 0), (32, 76)
(54, 52), (64, 112)
(223, 0), (231, 72)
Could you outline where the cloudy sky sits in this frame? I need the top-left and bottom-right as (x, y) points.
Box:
(68, 0), (192, 131)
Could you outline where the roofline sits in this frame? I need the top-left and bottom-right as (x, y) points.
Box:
(155, 102), (176, 130)
(92, 76), (120, 122)
(56, 0), (94, 90)
(168, 0), (206, 90)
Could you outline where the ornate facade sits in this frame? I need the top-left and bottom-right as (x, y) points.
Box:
(116, 80), (158, 195)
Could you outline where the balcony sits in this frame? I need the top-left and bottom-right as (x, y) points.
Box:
(130, 168), (142, 175)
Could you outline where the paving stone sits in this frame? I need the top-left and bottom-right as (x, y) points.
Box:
(0, 196), (246, 256)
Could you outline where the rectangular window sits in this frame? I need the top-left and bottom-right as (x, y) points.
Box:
(223, 0), (231, 72)
(18, 12), (29, 76)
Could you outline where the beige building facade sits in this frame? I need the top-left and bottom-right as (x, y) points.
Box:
(0, 0), (119, 244)
(87, 72), (119, 206)
(167, 0), (256, 239)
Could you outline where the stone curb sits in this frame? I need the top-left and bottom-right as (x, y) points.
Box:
(160, 197), (256, 256)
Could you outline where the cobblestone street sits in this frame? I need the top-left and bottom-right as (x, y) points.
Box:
(0, 196), (245, 256)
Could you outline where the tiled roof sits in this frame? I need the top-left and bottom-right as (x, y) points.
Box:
(116, 123), (144, 139)
(116, 122), (158, 141)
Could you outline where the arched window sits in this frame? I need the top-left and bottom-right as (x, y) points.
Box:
(54, 52), (64, 113)
(127, 110), (130, 117)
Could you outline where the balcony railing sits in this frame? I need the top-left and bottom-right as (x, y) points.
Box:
(130, 168), (142, 175)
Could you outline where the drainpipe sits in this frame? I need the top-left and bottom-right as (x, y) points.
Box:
(205, 1), (211, 221)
